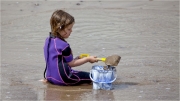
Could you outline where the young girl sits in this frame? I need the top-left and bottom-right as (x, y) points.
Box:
(43, 10), (98, 86)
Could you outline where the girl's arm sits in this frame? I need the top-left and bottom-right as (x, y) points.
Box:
(68, 56), (98, 67)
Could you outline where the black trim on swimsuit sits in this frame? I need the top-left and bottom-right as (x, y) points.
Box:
(58, 55), (79, 84)
(62, 46), (72, 56)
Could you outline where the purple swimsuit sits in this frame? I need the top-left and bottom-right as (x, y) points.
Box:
(43, 34), (91, 86)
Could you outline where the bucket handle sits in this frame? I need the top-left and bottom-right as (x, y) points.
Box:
(89, 70), (117, 83)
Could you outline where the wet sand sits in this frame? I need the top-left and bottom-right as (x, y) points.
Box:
(1, 1), (179, 101)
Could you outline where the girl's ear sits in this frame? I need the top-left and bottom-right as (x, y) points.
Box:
(58, 23), (63, 30)
(61, 24), (65, 30)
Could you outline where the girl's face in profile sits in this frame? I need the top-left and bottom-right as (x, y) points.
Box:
(59, 23), (74, 39)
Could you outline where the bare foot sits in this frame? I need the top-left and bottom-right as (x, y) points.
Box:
(39, 79), (48, 83)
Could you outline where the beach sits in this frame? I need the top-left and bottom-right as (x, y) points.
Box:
(1, 0), (179, 101)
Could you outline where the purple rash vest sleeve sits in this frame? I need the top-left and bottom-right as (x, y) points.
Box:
(54, 38), (73, 63)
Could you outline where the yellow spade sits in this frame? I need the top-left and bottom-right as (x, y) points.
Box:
(79, 54), (106, 62)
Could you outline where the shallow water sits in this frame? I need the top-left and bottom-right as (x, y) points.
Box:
(1, 1), (179, 101)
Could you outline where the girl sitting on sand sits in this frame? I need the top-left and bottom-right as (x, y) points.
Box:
(43, 10), (98, 86)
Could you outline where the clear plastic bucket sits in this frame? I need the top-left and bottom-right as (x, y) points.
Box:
(90, 65), (117, 90)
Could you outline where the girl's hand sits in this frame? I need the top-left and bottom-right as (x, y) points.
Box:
(87, 56), (98, 63)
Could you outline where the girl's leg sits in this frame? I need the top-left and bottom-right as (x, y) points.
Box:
(71, 71), (92, 85)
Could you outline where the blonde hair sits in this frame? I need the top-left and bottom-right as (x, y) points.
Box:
(50, 10), (75, 40)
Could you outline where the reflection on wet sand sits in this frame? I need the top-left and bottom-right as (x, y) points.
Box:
(43, 83), (92, 100)
(42, 81), (141, 100)
(43, 82), (115, 101)
(90, 90), (115, 101)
